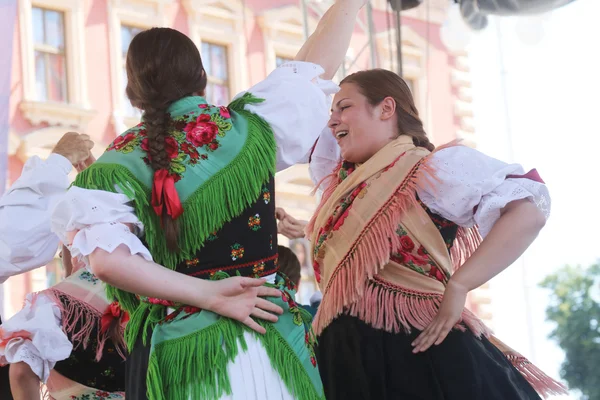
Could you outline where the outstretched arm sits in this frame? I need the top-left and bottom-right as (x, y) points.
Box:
(295, 0), (366, 79)
(0, 132), (93, 283)
(412, 199), (546, 352)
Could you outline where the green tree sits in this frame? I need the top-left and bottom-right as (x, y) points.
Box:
(540, 263), (600, 400)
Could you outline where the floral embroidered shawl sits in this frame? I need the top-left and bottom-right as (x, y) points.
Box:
(307, 135), (566, 398)
(72, 94), (276, 349)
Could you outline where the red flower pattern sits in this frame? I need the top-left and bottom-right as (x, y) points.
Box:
(109, 132), (136, 151)
(141, 137), (179, 159)
(184, 114), (219, 147)
(332, 210), (349, 231)
(400, 236), (415, 252)
(429, 266), (446, 283)
(219, 106), (231, 118)
(181, 142), (199, 159)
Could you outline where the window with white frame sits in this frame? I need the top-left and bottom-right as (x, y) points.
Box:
(201, 42), (230, 105)
(107, 0), (172, 131)
(258, 6), (314, 73)
(32, 7), (68, 103)
(120, 24), (143, 117)
(18, 0), (93, 128)
(184, 0), (249, 102)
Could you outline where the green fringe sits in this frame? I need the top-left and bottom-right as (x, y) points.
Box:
(105, 284), (140, 315)
(147, 318), (324, 400)
(74, 93), (276, 348)
(74, 92), (276, 269)
(122, 302), (166, 351)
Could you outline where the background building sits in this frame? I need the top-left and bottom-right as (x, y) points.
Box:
(1, 0), (489, 320)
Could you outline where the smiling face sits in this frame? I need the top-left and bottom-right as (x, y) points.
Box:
(328, 82), (399, 164)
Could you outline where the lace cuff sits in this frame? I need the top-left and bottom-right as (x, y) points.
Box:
(0, 293), (72, 382)
(51, 186), (152, 266)
(475, 176), (551, 237)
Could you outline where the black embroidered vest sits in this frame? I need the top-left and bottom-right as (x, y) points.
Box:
(52, 295), (126, 392)
(174, 178), (279, 279)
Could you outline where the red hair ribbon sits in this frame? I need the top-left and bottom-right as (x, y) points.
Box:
(151, 169), (183, 220)
(100, 302), (130, 335)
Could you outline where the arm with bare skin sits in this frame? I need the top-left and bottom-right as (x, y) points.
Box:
(412, 199), (546, 352)
(295, 0), (367, 79)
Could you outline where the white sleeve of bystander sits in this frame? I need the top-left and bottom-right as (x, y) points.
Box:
(0, 154), (72, 283)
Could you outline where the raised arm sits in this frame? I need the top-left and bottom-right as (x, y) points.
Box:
(295, 0), (366, 79)
(0, 132), (93, 283)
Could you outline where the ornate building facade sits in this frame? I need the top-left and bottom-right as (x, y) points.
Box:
(2, 0), (491, 326)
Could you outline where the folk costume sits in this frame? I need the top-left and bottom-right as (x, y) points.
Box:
(0, 154), (128, 400)
(50, 62), (336, 400)
(0, 268), (127, 400)
(307, 136), (567, 400)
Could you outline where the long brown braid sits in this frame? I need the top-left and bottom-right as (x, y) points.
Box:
(341, 69), (435, 152)
(125, 28), (207, 251)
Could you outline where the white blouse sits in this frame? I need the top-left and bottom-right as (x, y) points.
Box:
(0, 154), (72, 283)
(0, 61), (338, 380)
(0, 61), (337, 280)
(0, 61), (550, 384)
(308, 141), (550, 238)
(0, 292), (72, 382)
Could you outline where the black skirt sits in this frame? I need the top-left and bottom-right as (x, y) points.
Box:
(124, 326), (152, 400)
(316, 314), (542, 400)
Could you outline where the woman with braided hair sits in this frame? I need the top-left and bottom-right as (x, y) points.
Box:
(49, 1), (366, 399)
(300, 68), (567, 399)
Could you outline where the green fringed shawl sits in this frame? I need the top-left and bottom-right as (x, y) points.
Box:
(146, 276), (324, 400)
(73, 94), (324, 400)
(73, 93), (277, 344)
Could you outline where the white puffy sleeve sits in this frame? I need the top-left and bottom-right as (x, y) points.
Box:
(417, 146), (551, 238)
(50, 186), (153, 267)
(0, 293), (72, 382)
(234, 61), (339, 172)
(0, 154), (72, 283)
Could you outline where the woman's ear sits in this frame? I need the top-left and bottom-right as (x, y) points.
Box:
(380, 96), (396, 121)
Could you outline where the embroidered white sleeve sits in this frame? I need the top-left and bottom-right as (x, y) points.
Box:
(308, 127), (340, 192)
(417, 146), (551, 238)
(0, 154), (72, 283)
(0, 293), (72, 383)
(233, 61), (339, 172)
(51, 186), (153, 266)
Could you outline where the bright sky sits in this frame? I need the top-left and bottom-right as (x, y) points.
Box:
(468, 0), (600, 398)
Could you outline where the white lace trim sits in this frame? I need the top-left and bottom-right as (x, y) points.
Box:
(0, 293), (72, 382)
(417, 146), (551, 238)
(71, 222), (153, 267)
(51, 186), (151, 267)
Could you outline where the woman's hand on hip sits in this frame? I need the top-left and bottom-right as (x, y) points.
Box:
(411, 279), (468, 353)
(204, 277), (284, 334)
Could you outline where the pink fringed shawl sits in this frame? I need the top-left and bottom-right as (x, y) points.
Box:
(307, 136), (566, 398)
(43, 268), (127, 362)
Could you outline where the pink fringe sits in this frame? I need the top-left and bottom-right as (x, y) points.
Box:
(312, 141), (487, 335)
(450, 226), (483, 272)
(345, 278), (491, 337)
(313, 158), (438, 334)
(505, 353), (568, 398)
(47, 289), (127, 362)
